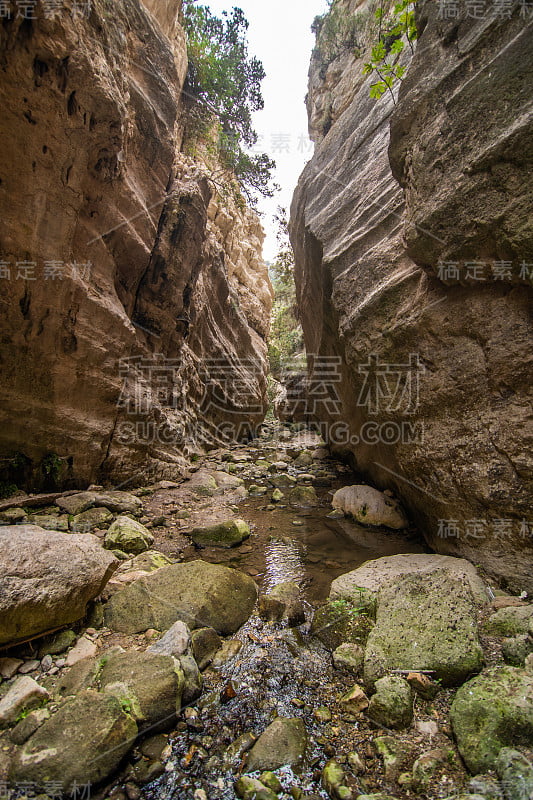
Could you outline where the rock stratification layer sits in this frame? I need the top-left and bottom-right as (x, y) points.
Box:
(290, 0), (533, 592)
(0, 0), (271, 489)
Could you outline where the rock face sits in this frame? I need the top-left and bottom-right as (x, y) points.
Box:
(0, 0), (272, 491)
(290, 0), (533, 592)
(0, 526), (117, 645)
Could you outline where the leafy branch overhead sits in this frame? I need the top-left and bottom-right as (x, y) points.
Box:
(182, 1), (276, 203)
(363, 0), (418, 101)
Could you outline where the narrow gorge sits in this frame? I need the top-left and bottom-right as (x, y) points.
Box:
(0, 2), (532, 800)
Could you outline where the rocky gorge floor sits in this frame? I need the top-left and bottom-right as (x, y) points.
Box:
(0, 423), (532, 800)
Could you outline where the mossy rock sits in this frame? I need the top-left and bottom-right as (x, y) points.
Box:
(104, 516), (154, 555)
(450, 666), (533, 773)
(367, 677), (413, 730)
(311, 601), (374, 651)
(483, 605), (533, 637)
(190, 519), (250, 548)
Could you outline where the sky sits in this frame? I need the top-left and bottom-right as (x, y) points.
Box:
(204, 0), (330, 261)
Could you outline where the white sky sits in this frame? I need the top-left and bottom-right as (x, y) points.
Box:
(204, 0), (330, 261)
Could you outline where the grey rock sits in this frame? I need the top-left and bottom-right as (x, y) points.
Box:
(245, 717), (307, 773)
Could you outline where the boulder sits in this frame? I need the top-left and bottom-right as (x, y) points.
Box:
(332, 485), (407, 529)
(259, 582), (306, 626)
(289, 485), (319, 508)
(99, 650), (184, 729)
(65, 636), (98, 666)
(483, 606), (533, 637)
(495, 747), (533, 800)
(190, 519), (251, 548)
(72, 507), (114, 531)
(367, 677), (413, 730)
(104, 560), (257, 635)
(27, 514), (70, 532)
(0, 526), (117, 646)
(56, 492), (96, 515)
(245, 717), (307, 773)
(0, 677), (49, 728)
(92, 491), (143, 514)
(104, 516), (154, 555)
(450, 667), (533, 773)
(330, 554), (488, 606)
(9, 689), (137, 791)
(235, 776), (277, 800)
(364, 570), (484, 687)
(129, 550), (173, 572)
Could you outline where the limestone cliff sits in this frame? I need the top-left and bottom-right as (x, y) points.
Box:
(291, 0), (533, 592)
(0, 0), (272, 490)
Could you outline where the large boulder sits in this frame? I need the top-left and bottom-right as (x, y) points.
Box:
(9, 690), (137, 791)
(104, 516), (154, 555)
(330, 554), (488, 606)
(0, 526), (117, 646)
(104, 560), (257, 635)
(332, 485), (408, 529)
(363, 570), (484, 687)
(450, 667), (533, 774)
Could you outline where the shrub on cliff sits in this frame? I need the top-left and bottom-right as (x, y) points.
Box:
(182, 1), (276, 203)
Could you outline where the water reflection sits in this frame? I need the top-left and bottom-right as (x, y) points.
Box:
(263, 537), (306, 592)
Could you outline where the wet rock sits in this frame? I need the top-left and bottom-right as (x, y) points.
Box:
(191, 627), (222, 670)
(311, 601), (374, 651)
(223, 731), (257, 769)
(333, 643), (365, 675)
(322, 759), (353, 799)
(9, 689), (137, 791)
(271, 489), (284, 503)
(289, 486), (319, 508)
(235, 776), (277, 800)
(71, 507), (114, 532)
(450, 666), (533, 773)
(270, 474), (297, 489)
(104, 516), (154, 555)
(367, 677), (413, 730)
(355, 795), (400, 800)
(0, 526), (117, 646)
(212, 639), (243, 666)
(340, 684), (369, 714)
(190, 519), (250, 548)
(347, 752), (365, 774)
(496, 748), (533, 800)
(245, 717), (307, 772)
(99, 650), (184, 730)
(483, 606), (533, 637)
(260, 772), (283, 793)
(65, 636), (98, 667)
(177, 653), (202, 705)
(332, 486), (407, 530)
(259, 582), (306, 626)
(147, 621), (191, 657)
(0, 676), (50, 728)
(38, 629), (77, 657)
(364, 570), (484, 687)
(105, 561), (257, 635)
(294, 450), (314, 468)
(314, 706), (332, 723)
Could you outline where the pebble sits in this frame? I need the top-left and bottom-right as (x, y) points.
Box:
(18, 660), (40, 674)
(40, 655), (53, 672)
(55, 658), (66, 668)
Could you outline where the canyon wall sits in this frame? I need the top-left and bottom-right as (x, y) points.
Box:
(291, 0), (533, 592)
(0, 0), (272, 490)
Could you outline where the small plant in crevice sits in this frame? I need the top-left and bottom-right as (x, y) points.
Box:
(363, 0), (418, 102)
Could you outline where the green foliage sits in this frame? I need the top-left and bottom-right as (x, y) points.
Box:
(268, 208), (303, 380)
(363, 1), (418, 101)
(312, 1), (368, 73)
(182, 1), (276, 203)
(0, 482), (19, 499)
(41, 452), (62, 480)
